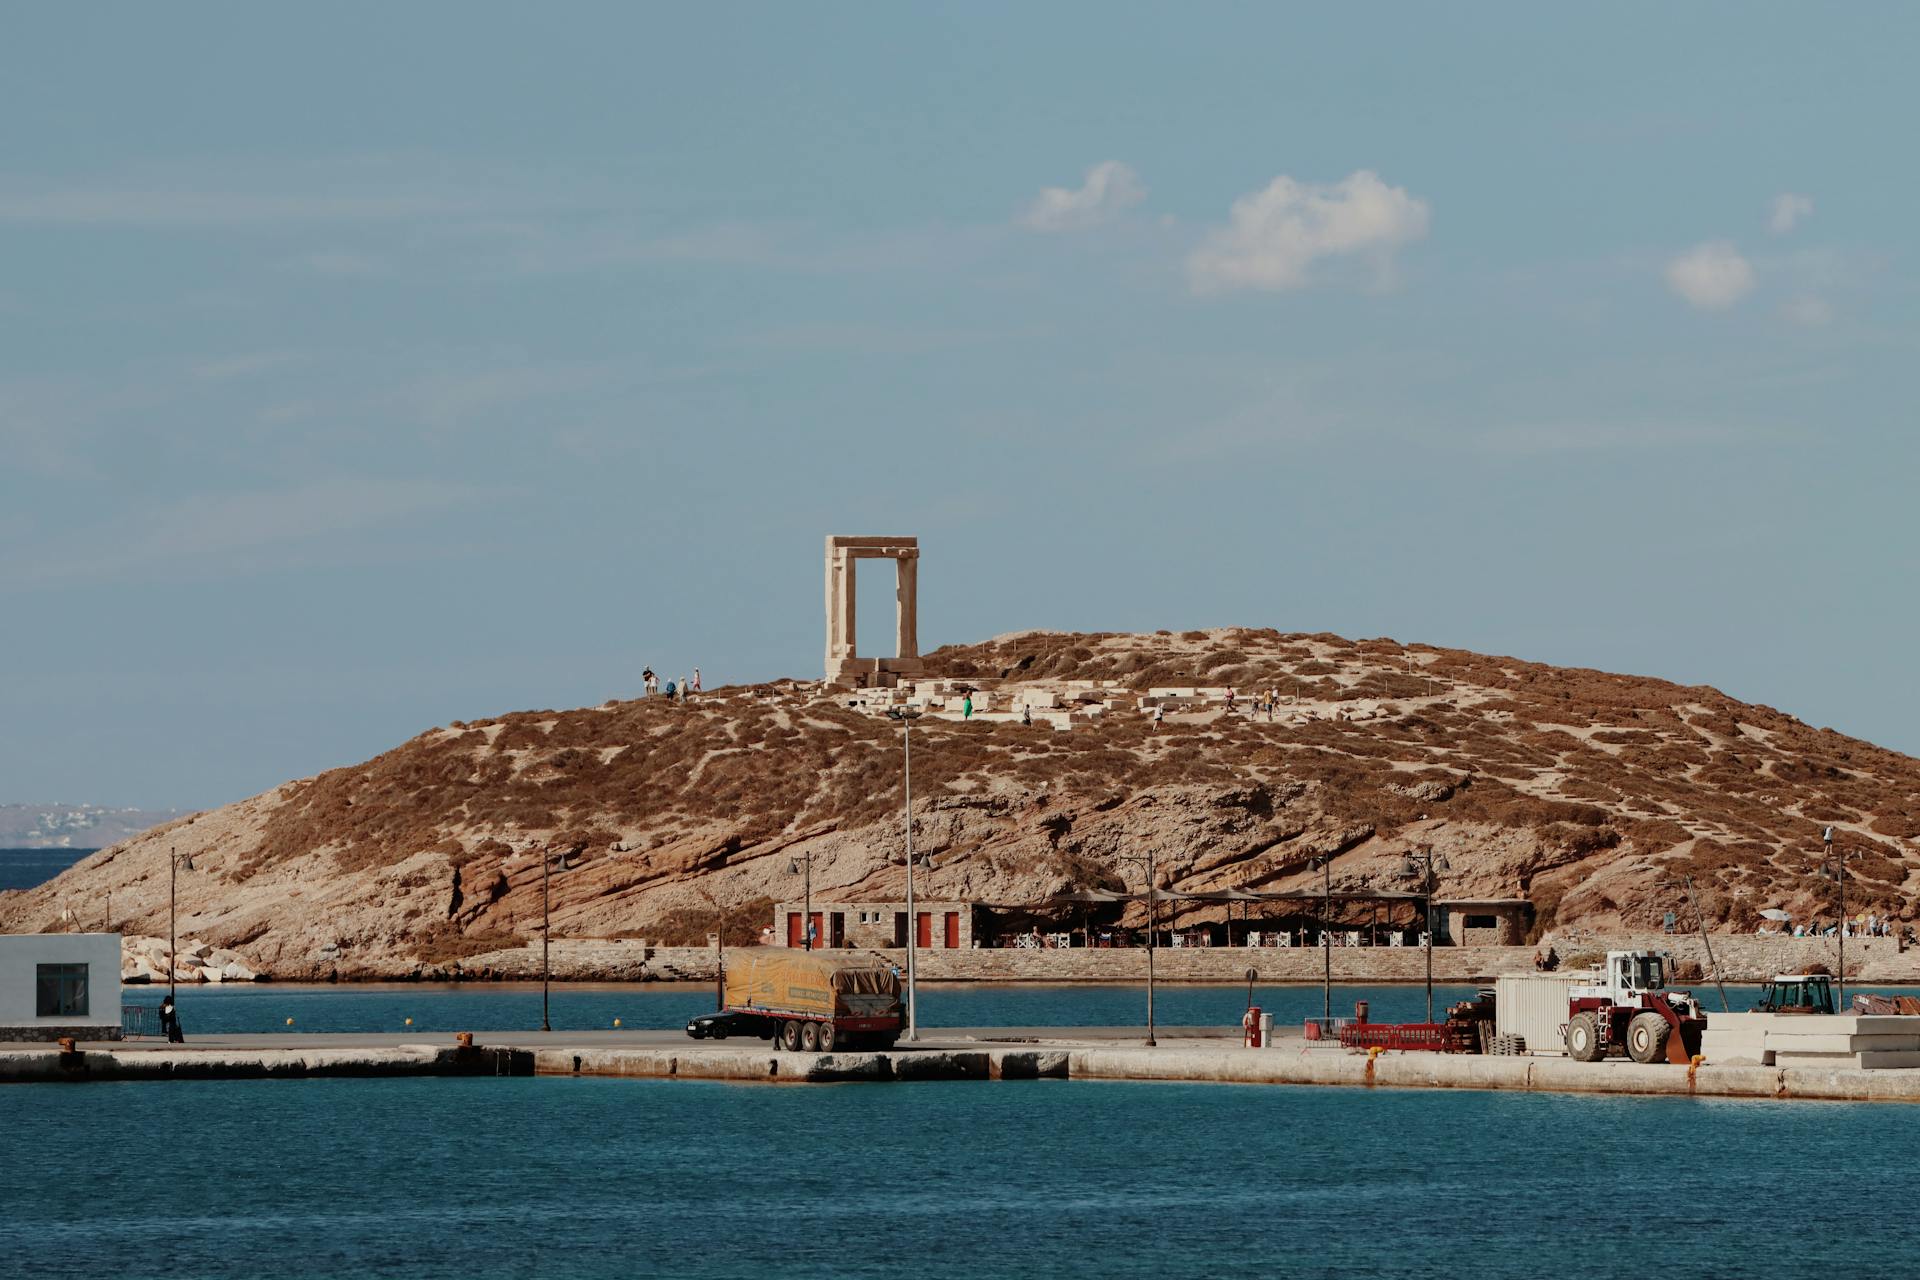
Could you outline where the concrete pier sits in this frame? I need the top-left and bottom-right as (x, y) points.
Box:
(13, 1030), (1920, 1102)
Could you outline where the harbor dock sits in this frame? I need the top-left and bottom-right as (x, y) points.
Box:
(10, 1029), (1920, 1103)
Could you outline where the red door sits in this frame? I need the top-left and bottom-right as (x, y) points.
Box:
(786, 913), (803, 948)
(944, 912), (960, 949)
(916, 912), (932, 948)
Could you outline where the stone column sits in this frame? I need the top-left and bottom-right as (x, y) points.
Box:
(838, 553), (857, 660)
(895, 552), (918, 659)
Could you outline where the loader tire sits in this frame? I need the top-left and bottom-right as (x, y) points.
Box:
(1566, 1012), (1603, 1062)
(1627, 1012), (1670, 1064)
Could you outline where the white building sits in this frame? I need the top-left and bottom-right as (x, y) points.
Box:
(0, 933), (123, 1042)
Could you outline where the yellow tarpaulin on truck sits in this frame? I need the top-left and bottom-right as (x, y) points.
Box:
(725, 952), (899, 1019)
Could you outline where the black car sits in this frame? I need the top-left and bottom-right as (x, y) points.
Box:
(685, 1009), (776, 1041)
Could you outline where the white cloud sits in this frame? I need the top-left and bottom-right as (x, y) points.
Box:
(1665, 240), (1755, 309)
(1186, 170), (1429, 294)
(1779, 296), (1833, 326)
(1021, 161), (1146, 232)
(1769, 192), (1814, 235)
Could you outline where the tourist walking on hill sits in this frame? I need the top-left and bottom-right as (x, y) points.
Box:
(692, 668), (702, 693)
(642, 667), (657, 697)
(664, 678), (677, 699)
(962, 692), (973, 720)
(1152, 705), (1164, 732)
(679, 675), (690, 702)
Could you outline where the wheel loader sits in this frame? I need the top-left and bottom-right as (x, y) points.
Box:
(1564, 950), (1707, 1064)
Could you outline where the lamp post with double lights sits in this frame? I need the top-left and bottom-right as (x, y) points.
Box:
(787, 851), (816, 951)
(697, 883), (732, 1012)
(1309, 852), (1334, 1022)
(540, 847), (574, 1033)
(1816, 826), (1862, 1011)
(886, 707), (928, 1041)
(1112, 847), (1160, 1047)
(168, 847), (195, 1008)
(1400, 846), (1451, 1024)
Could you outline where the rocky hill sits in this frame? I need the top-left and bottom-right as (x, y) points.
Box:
(5, 629), (1916, 978)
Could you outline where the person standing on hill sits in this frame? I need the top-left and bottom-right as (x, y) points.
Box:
(692, 668), (702, 693)
(962, 692), (973, 720)
(664, 678), (677, 699)
(679, 675), (691, 702)
(1152, 705), (1164, 732)
(643, 668), (657, 697)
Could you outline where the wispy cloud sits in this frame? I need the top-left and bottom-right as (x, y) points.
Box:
(1469, 421), (1766, 455)
(1187, 170), (1429, 294)
(0, 158), (597, 230)
(1, 476), (490, 586)
(1665, 240), (1755, 309)
(1769, 192), (1814, 235)
(1021, 161), (1146, 232)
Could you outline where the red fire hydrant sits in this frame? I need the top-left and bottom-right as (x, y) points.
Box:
(1242, 1005), (1263, 1048)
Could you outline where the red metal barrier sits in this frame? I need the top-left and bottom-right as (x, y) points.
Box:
(1338, 1021), (1476, 1052)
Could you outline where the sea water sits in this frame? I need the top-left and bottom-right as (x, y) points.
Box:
(135, 981), (1483, 1036)
(0, 1076), (1902, 1278)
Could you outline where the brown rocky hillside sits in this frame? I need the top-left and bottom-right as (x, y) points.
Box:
(6, 628), (1917, 978)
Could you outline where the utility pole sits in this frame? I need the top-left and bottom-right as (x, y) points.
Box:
(1402, 847), (1450, 1024)
(887, 708), (925, 1041)
(541, 850), (553, 1032)
(1146, 843), (1157, 1048)
(1821, 827), (1858, 1011)
(1661, 874), (1730, 1012)
(1318, 854), (1332, 1021)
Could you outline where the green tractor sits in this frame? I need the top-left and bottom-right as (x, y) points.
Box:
(1750, 974), (1835, 1015)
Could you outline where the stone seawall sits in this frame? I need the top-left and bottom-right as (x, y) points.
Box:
(462, 932), (1920, 985)
(644, 934), (1920, 984)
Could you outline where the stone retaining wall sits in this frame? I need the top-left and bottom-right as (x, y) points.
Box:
(478, 932), (1920, 985)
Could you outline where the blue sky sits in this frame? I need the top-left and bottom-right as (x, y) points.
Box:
(5, 5), (1917, 809)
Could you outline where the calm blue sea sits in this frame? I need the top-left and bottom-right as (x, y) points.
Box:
(0, 1076), (1903, 1279)
(134, 981), (1481, 1036)
(0, 847), (91, 890)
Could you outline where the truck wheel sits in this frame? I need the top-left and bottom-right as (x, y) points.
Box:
(780, 1020), (803, 1052)
(818, 1023), (837, 1052)
(800, 1021), (821, 1052)
(1566, 1012), (1603, 1062)
(1626, 1012), (1670, 1064)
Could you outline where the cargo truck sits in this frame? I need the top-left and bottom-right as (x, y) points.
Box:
(690, 952), (902, 1052)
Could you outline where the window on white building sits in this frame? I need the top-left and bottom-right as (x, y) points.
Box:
(36, 963), (89, 1017)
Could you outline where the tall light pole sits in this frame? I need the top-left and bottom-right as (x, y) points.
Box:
(697, 883), (729, 1012)
(540, 847), (573, 1033)
(887, 708), (923, 1041)
(168, 847), (194, 1006)
(1819, 827), (1861, 1011)
(1115, 848), (1159, 1047)
(1312, 854), (1332, 1022)
(1401, 847), (1450, 1024)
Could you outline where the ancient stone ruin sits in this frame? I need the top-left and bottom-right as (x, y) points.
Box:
(823, 535), (923, 687)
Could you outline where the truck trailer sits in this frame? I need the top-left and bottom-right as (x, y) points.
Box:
(695, 952), (903, 1053)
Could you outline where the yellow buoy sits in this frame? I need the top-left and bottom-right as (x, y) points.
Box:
(285, 1017), (294, 1026)
(405, 1017), (413, 1026)
(613, 1018), (622, 1028)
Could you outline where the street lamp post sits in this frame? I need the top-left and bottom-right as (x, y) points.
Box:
(1114, 848), (1160, 1047)
(698, 884), (729, 1012)
(1819, 827), (1861, 1011)
(1401, 847), (1451, 1024)
(1658, 873), (1731, 1012)
(168, 847), (194, 1007)
(887, 708), (924, 1042)
(540, 848), (573, 1033)
(1311, 853), (1333, 1022)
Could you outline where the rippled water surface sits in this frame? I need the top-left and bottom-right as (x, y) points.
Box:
(0, 1076), (1899, 1279)
(135, 980), (1484, 1035)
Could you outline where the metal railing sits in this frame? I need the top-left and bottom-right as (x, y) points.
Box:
(122, 1002), (164, 1040)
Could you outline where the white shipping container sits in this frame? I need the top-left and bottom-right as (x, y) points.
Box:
(1494, 973), (1597, 1056)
